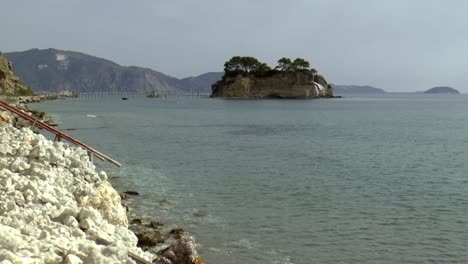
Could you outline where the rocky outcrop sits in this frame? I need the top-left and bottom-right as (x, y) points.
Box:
(211, 71), (333, 99)
(0, 124), (155, 263)
(0, 52), (33, 96)
(127, 218), (205, 264)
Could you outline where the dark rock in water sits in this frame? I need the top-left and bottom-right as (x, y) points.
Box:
(129, 222), (165, 247)
(119, 193), (128, 200)
(127, 215), (205, 264)
(193, 209), (208, 217)
(130, 218), (142, 225)
(124, 191), (139, 196)
(163, 234), (206, 264)
(151, 220), (165, 227)
(119, 193), (129, 212)
(169, 228), (185, 238)
(136, 230), (165, 247)
(159, 199), (172, 208)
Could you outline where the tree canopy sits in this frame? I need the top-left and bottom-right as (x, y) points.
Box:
(222, 56), (316, 77)
(292, 58), (310, 70)
(224, 56), (263, 73)
(276, 57), (311, 71)
(276, 57), (293, 71)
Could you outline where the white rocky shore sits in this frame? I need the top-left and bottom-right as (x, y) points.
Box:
(0, 122), (155, 263)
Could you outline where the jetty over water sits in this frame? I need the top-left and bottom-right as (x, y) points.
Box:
(0, 100), (121, 168)
(75, 92), (210, 100)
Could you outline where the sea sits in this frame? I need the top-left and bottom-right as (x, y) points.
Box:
(33, 94), (468, 264)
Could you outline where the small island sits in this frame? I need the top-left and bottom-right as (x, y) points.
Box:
(424, 86), (460, 94)
(211, 56), (333, 99)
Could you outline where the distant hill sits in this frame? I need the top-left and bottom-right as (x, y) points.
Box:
(5, 48), (188, 93)
(424, 86), (460, 94)
(179, 72), (223, 93)
(331, 85), (386, 94)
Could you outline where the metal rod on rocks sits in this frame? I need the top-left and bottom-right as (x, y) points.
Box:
(0, 100), (122, 167)
(128, 252), (152, 264)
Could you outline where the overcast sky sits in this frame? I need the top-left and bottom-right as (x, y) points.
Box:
(1, 0), (467, 92)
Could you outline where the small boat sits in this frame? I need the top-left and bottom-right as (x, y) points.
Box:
(146, 91), (161, 98)
(122, 97), (128, 100)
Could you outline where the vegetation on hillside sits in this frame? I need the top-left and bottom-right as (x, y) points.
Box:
(222, 56), (318, 79)
(12, 82), (34, 96)
(0, 51), (34, 96)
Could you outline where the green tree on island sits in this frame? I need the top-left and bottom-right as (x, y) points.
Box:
(292, 58), (310, 70)
(276, 57), (293, 71)
(255, 63), (272, 75)
(224, 56), (262, 73)
(222, 56), (315, 78)
(275, 57), (311, 71)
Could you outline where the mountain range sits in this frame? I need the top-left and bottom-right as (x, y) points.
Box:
(11, 49), (439, 95)
(331, 84), (386, 94)
(5, 49), (222, 94)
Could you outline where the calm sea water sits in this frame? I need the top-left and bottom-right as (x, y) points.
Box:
(34, 94), (468, 264)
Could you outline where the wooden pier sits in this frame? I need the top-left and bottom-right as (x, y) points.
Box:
(76, 92), (210, 100)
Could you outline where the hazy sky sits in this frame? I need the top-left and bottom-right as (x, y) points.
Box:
(1, 0), (468, 92)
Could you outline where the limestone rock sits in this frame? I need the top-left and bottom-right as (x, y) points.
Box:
(211, 71), (333, 99)
(0, 125), (154, 263)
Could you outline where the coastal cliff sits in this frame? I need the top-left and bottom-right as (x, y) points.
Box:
(0, 52), (33, 96)
(210, 56), (333, 99)
(212, 72), (333, 98)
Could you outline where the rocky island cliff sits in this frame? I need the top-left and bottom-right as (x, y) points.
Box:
(211, 56), (333, 99)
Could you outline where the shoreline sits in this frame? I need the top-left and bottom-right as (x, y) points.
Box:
(0, 99), (205, 264)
